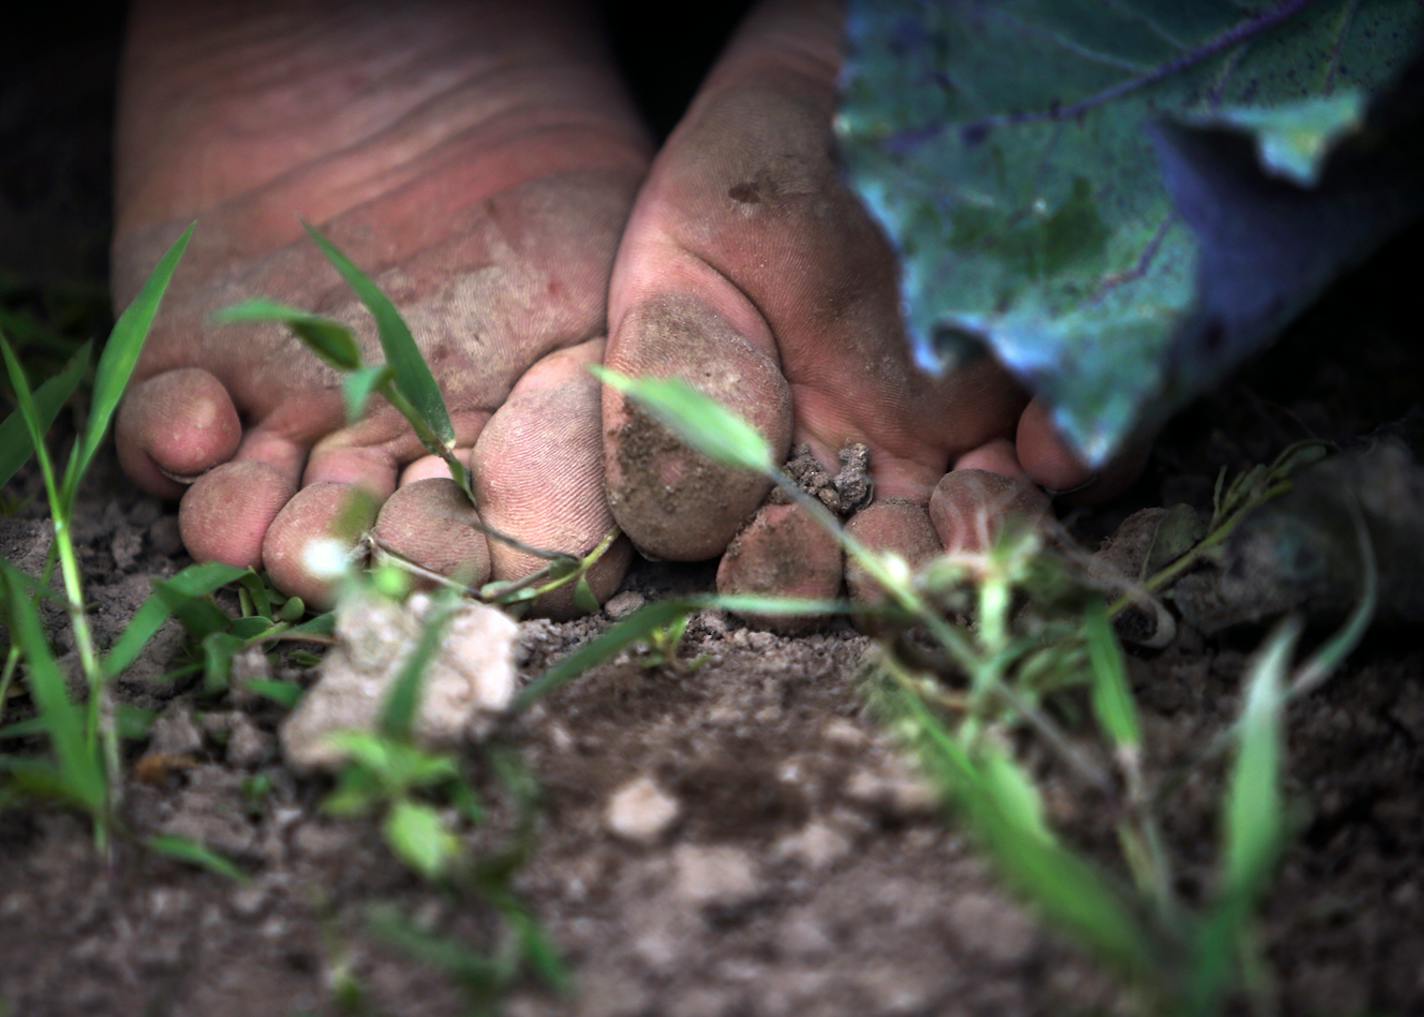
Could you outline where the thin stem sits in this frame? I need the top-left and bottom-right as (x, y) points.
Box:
(1109, 480), (1292, 617)
(0, 645), (19, 726)
(378, 380), (574, 565)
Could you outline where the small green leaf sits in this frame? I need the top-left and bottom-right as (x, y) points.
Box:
(238, 573), (274, 620)
(0, 563), (105, 813)
(68, 223), (193, 502)
(0, 340), (90, 489)
(287, 611), (336, 638)
(384, 799), (460, 880)
(146, 834), (248, 882)
(343, 364), (393, 423)
(104, 563), (250, 679)
(244, 679), (304, 709)
(572, 574), (600, 615)
(201, 632), (246, 695)
(323, 730), (393, 775)
(214, 299), (363, 371)
(322, 765), (383, 818)
(1084, 600), (1141, 750)
(304, 223), (454, 447)
(592, 367), (772, 474)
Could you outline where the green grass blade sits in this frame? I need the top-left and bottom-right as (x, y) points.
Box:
(0, 340), (90, 489)
(66, 222), (194, 503)
(0, 563), (105, 813)
(367, 904), (504, 987)
(0, 335), (63, 502)
(146, 834), (248, 882)
(592, 367), (772, 474)
(895, 688), (1153, 977)
(1223, 620), (1293, 901)
(303, 222), (455, 447)
(244, 679), (304, 709)
(344, 364), (393, 423)
(380, 594), (457, 740)
(1084, 600), (1141, 750)
(103, 563), (250, 679)
(214, 299), (363, 371)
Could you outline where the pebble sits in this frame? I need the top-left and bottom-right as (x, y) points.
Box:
(842, 766), (938, 818)
(604, 590), (646, 620)
(773, 821), (852, 870)
(673, 844), (763, 910)
(821, 718), (868, 750)
(605, 776), (681, 845)
(149, 703), (203, 756)
(226, 714), (274, 769)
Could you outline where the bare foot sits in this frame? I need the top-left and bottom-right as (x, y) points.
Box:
(602, 0), (1144, 608)
(112, 0), (650, 612)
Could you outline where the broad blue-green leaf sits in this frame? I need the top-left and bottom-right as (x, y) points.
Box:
(214, 299), (363, 371)
(304, 223), (455, 448)
(592, 367), (772, 474)
(838, 1), (1423, 463)
(67, 223), (193, 499)
(1190, 92), (1365, 187)
(0, 340), (90, 489)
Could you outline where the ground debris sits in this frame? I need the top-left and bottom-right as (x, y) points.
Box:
(605, 775), (681, 844)
(773, 442), (875, 516)
(280, 590), (518, 771)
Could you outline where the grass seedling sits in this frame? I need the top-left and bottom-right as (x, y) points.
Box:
(594, 368), (1375, 1016)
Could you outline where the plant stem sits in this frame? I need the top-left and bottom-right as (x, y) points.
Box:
(1109, 480), (1292, 617)
(0, 645), (19, 725)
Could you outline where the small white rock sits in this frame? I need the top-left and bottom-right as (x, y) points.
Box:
(605, 776), (680, 845)
(280, 591), (519, 772)
(603, 590), (646, 620)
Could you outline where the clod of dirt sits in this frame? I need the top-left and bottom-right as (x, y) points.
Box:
(777, 442), (875, 516)
(605, 775), (681, 845)
(1086, 505), (1203, 647)
(280, 591), (518, 771)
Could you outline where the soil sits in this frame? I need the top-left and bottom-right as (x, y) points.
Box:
(3, 10), (1424, 1017)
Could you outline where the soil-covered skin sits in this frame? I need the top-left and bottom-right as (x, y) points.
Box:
(3, 236), (1423, 1016)
(4, 9), (1424, 1017)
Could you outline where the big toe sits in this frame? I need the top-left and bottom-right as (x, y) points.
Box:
(116, 368), (242, 497)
